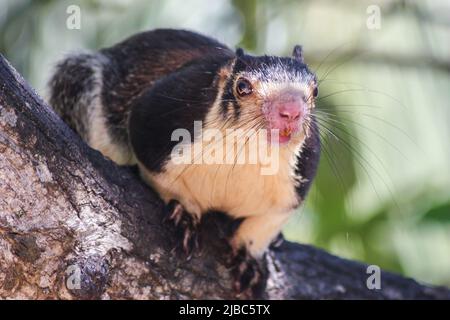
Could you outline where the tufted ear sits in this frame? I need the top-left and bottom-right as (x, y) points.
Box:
(236, 47), (245, 57)
(292, 45), (304, 63)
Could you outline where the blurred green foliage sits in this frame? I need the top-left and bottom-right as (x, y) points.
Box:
(1, 0), (449, 286)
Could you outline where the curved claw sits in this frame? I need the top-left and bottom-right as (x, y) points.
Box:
(270, 232), (285, 249)
(165, 200), (200, 259)
(230, 247), (266, 297)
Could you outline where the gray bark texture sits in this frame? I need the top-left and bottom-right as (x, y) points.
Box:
(0, 54), (449, 300)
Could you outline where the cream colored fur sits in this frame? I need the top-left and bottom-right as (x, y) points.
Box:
(138, 141), (303, 257)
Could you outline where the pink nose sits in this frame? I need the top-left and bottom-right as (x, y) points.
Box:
(278, 102), (303, 122)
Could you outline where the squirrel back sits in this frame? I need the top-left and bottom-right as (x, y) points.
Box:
(48, 29), (234, 164)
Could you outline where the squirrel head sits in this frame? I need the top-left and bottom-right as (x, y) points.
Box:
(219, 46), (318, 145)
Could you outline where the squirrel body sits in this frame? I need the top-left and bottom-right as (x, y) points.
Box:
(48, 29), (320, 258)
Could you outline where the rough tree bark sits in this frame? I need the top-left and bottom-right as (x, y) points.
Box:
(0, 54), (449, 300)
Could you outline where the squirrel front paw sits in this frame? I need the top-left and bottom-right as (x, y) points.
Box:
(165, 199), (200, 259)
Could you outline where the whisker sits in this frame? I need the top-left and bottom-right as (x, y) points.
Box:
(315, 117), (399, 209)
(314, 111), (408, 160)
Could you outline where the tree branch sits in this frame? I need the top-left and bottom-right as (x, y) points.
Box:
(0, 54), (448, 300)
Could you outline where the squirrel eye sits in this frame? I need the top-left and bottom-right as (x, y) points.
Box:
(236, 78), (253, 97)
(312, 86), (318, 98)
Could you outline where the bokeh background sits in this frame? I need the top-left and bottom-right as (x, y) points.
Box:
(1, 0), (449, 286)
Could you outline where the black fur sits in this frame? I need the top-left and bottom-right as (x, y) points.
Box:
(233, 52), (311, 78)
(219, 71), (240, 120)
(295, 120), (321, 200)
(292, 45), (304, 63)
(129, 54), (233, 172)
(100, 29), (234, 147)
